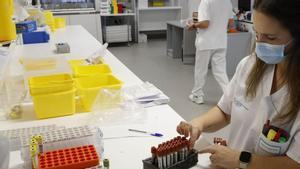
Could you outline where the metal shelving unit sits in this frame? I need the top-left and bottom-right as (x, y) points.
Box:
(100, 0), (138, 44)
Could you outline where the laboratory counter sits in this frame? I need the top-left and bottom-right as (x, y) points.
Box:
(0, 26), (212, 169)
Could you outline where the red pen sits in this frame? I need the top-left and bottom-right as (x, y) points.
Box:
(273, 129), (283, 142)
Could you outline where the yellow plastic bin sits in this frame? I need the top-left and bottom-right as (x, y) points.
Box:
(29, 74), (74, 95)
(73, 64), (112, 78)
(75, 74), (123, 111)
(43, 10), (56, 32)
(32, 89), (76, 119)
(0, 0), (17, 41)
(68, 59), (105, 71)
(68, 59), (86, 70)
(54, 17), (66, 29)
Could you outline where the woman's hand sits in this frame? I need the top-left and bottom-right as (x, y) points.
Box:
(186, 20), (196, 31)
(176, 121), (202, 148)
(199, 145), (240, 169)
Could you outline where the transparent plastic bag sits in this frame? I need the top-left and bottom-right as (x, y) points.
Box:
(0, 44), (27, 120)
(88, 88), (147, 126)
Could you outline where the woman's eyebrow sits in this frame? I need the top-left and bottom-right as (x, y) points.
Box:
(252, 27), (277, 36)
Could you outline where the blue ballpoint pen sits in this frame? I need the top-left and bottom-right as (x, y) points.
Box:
(128, 129), (163, 137)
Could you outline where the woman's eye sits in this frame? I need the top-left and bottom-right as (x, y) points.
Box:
(266, 36), (277, 41)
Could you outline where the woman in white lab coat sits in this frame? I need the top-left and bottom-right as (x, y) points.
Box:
(177, 0), (300, 168)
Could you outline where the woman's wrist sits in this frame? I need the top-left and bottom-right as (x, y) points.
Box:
(190, 119), (204, 132)
(192, 23), (197, 29)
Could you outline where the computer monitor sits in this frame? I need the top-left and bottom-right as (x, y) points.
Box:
(238, 0), (251, 12)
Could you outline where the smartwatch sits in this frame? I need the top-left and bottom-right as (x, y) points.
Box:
(239, 151), (252, 169)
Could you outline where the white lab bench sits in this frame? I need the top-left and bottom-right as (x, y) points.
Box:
(0, 26), (212, 169)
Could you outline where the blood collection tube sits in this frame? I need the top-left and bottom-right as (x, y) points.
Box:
(175, 142), (181, 161)
(166, 146), (171, 168)
(35, 135), (43, 153)
(174, 143), (178, 164)
(221, 140), (227, 146)
(181, 141), (185, 161)
(184, 140), (189, 159)
(151, 146), (157, 165)
(169, 144), (174, 166)
(157, 148), (163, 169)
(162, 147), (167, 169)
(180, 138), (186, 159)
(30, 144), (38, 169)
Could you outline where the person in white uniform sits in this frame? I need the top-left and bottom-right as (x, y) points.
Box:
(177, 0), (300, 168)
(187, 0), (232, 104)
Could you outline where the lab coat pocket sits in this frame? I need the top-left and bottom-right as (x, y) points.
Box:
(255, 132), (290, 156)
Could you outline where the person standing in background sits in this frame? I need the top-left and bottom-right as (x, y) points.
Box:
(187, 0), (233, 104)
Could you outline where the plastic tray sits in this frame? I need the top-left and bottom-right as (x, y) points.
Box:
(143, 150), (198, 169)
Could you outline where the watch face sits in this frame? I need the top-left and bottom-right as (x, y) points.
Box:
(240, 151), (251, 163)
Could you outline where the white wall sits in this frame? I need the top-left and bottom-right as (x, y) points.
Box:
(231, 0), (238, 8)
(180, 0), (200, 19)
(181, 0), (238, 19)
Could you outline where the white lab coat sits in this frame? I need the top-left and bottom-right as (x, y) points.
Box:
(196, 0), (232, 50)
(191, 0), (232, 96)
(218, 55), (300, 163)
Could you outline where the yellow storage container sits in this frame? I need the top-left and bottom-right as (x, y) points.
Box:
(29, 74), (75, 119)
(0, 0), (17, 42)
(68, 59), (105, 71)
(43, 10), (56, 32)
(76, 74), (123, 111)
(29, 74), (74, 97)
(54, 17), (66, 29)
(29, 74), (72, 85)
(32, 89), (76, 119)
(73, 64), (112, 77)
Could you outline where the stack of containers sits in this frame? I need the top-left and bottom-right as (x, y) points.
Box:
(73, 64), (112, 78)
(0, 0), (17, 42)
(54, 18), (66, 29)
(69, 59), (122, 112)
(43, 11), (56, 32)
(111, 0), (118, 14)
(29, 74), (76, 119)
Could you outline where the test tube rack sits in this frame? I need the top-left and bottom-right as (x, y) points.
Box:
(38, 145), (100, 169)
(86, 165), (102, 169)
(143, 136), (198, 169)
(0, 124), (62, 151)
(21, 125), (104, 169)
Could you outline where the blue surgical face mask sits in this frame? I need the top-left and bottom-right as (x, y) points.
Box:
(255, 41), (290, 64)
